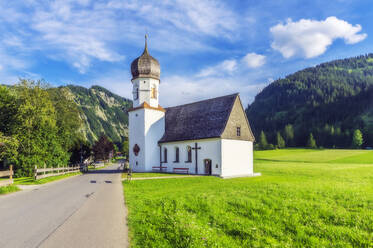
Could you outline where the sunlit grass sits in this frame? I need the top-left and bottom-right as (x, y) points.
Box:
(0, 185), (20, 195)
(123, 149), (373, 247)
(14, 172), (81, 185)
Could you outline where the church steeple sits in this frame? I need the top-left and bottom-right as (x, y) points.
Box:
(143, 34), (149, 55)
(130, 35), (161, 108)
(130, 35), (160, 81)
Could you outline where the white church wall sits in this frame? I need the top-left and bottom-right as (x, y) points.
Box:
(144, 108), (165, 171)
(129, 108), (165, 172)
(129, 109), (146, 172)
(221, 139), (253, 177)
(160, 138), (222, 175)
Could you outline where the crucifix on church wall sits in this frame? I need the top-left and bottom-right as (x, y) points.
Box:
(191, 142), (201, 174)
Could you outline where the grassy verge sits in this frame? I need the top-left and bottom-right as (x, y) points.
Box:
(122, 172), (193, 179)
(0, 185), (20, 195)
(14, 172), (81, 185)
(123, 149), (373, 247)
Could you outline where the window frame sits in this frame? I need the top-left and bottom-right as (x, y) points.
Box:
(151, 86), (157, 99)
(134, 87), (139, 100)
(236, 126), (241, 137)
(163, 148), (168, 163)
(174, 147), (179, 163)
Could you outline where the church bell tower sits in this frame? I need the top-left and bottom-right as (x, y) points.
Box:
(128, 36), (165, 172)
(130, 35), (160, 108)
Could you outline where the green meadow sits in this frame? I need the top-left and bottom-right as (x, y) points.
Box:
(123, 149), (373, 247)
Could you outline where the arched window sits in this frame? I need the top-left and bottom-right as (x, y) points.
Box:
(134, 87), (139, 100)
(186, 146), (192, 162)
(163, 148), (168, 163)
(174, 147), (179, 162)
(151, 86), (157, 99)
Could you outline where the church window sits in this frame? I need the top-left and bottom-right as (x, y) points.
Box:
(186, 146), (192, 162)
(163, 148), (168, 163)
(237, 127), (241, 137)
(174, 147), (179, 162)
(151, 87), (157, 99)
(134, 88), (139, 100)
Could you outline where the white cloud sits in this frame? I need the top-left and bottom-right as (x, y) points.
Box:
(197, 59), (238, 77)
(107, 0), (237, 38)
(197, 52), (266, 78)
(0, 0), (240, 74)
(159, 75), (268, 107)
(270, 16), (367, 59)
(242, 53), (266, 68)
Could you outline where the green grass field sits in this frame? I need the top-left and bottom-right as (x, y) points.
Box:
(123, 149), (373, 247)
(14, 172), (81, 185)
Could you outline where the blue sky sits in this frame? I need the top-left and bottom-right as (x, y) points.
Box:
(0, 0), (372, 107)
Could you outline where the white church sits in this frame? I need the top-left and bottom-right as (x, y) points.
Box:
(128, 37), (256, 178)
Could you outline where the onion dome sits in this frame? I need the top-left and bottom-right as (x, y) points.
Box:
(131, 35), (160, 80)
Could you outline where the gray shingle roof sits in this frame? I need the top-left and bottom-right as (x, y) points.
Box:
(158, 93), (238, 143)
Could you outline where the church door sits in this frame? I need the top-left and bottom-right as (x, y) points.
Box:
(204, 159), (212, 175)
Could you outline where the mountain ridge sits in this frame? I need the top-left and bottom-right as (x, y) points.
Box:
(61, 85), (132, 145)
(246, 53), (373, 148)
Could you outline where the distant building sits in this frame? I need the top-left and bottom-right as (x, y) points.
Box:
(128, 37), (257, 178)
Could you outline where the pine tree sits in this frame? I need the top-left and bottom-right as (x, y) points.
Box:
(307, 133), (317, 148)
(283, 124), (294, 146)
(258, 131), (268, 150)
(352, 129), (363, 148)
(276, 132), (285, 148)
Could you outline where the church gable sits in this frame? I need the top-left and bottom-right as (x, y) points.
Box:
(221, 96), (255, 141)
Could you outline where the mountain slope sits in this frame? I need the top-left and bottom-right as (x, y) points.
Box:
(246, 54), (373, 148)
(62, 85), (132, 145)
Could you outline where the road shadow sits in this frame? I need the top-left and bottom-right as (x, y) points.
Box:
(85, 167), (124, 175)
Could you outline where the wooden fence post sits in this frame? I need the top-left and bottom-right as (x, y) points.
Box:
(9, 165), (13, 184)
(34, 165), (37, 180)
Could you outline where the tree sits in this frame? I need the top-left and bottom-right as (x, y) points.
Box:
(122, 139), (129, 158)
(283, 124), (294, 146)
(14, 80), (67, 176)
(0, 132), (19, 164)
(307, 133), (317, 148)
(258, 131), (268, 150)
(48, 87), (82, 151)
(92, 134), (114, 161)
(276, 132), (285, 148)
(0, 86), (19, 136)
(69, 138), (91, 165)
(352, 129), (363, 148)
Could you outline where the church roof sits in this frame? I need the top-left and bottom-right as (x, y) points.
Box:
(158, 93), (239, 143)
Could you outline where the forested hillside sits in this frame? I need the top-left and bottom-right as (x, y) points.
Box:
(63, 85), (132, 145)
(246, 54), (373, 148)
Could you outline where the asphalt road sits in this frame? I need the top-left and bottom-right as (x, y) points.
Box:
(0, 164), (128, 248)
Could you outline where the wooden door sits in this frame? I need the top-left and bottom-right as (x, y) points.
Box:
(204, 159), (212, 175)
